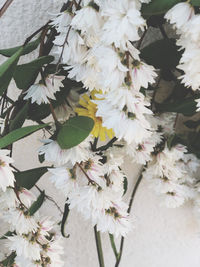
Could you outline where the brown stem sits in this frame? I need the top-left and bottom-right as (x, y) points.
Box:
(48, 99), (58, 123)
(0, 0), (14, 18)
(77, 163), (100, 187)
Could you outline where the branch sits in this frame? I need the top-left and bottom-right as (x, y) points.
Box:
(0, 0), (14, 18)
(94, 225), (105, 267)
(114, 167), (144, 267)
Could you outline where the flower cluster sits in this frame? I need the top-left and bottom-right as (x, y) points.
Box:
(1, 0), (200, 265)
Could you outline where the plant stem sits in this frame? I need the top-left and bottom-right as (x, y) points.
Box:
(95, 137), (117, 152)
(109, 234), (119, 261)
(114, 167), (144, 267)
(0, 0), (14, 18)
(94, 225), (105, 267)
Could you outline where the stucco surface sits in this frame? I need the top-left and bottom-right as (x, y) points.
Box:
(0, 1), (200, 266)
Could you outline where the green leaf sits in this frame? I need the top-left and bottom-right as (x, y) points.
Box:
(0, 38), (40, 57)
(61, 202), (70, 238)
(0, 252), (16, 266)
(141, 0), (180, 16)
(141, 39), (181, 69)
(184, 120), (200, 129)
(141, 0), (200, 16)
(0, 47), (23, 96)
(0, 231), (15, 240)
(14, 55), (54, 89)
(123, 176), (128, 196)
(0, 124), (48, 148)
(29, 190), (45, 215)
(57, 116), (94, 149)
(9, 102), (29, 131)
(15, 167), (48, 189)
(155, 96), (199, 116)
(191, 0), (200, 6)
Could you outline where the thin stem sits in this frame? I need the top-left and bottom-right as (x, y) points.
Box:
(95, 137), (117, 152)
(115, 167), (144, 267)
(94, 225), (105, 267)
(0, 0), (14, 18)
(48, 99), (58, 123)
(23, 21), (50, 46)
(109, 234), (119, 261)
(159, 25), (168, 39)
(137, 29), (147, 49)
(35, 185), (63, 215)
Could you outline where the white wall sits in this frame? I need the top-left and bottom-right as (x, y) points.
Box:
(1, 1), (200, 266)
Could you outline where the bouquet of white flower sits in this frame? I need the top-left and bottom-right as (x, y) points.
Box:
(0, 0), (200, 266)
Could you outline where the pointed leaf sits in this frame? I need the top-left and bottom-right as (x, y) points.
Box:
(0, 38), (40, 57)
(14, 55), (54, 89)
(141, 39), (181, 69)
(29, 190), (45, 215)
(61, 202), (70, 238)
(15, 167), (48, 189)
(0, 124), (48, 148)
(141, 0), (200, 16)
(155, 96), (199, 116)
(0, 252), (16, 266)
(57, 116), (94, 149)
(9, 102), (29, 131)
(0, 47), (23, 96)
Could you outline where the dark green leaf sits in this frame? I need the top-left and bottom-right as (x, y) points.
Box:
(0, 252), (16, 266)
(141, 0), (200, 16)
(141, 39), (181, 69)
(61, 202), (70, 238)
(0, 38), (40, 57)
(14, 55), (54, 89)
(191, 0), (200, 6)
(29, 190), (45, 215)
(0, 231), (15, 240)
(15, 167), (48, 189)
(155, 96), (199, 116)
(123, 176), (128, 196)
(0, 124), (48, 148)
(141, 0), (180, 16)
(0, 47), (23, 96)
(57, 116), (94, 149)
(184, 120), (200, 129)
(9, 102), (29, 131)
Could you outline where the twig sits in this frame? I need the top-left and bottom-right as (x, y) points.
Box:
(114, 167), (144, 267)
(95, 137), (117, 152)
(0, 0), (14, 18)
(109, 234), (118, 261)
(94, 225), (105, 267)
(35, 185), (63, 215)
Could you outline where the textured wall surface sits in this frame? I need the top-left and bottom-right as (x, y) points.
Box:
(1, 1), (200, 266)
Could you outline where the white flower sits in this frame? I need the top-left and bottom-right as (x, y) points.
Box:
(50, 11), (72, 33)
(101, 0), (145, 50)
(7, 235), (41, 261)
(125, 131), (163, 164)
(143, 143), (198, 208)
(48, 167), (78, 195)
(0, 149), (15, 192)
(130, 60), (157, 91)
(94, 96), (152, 144)
(71, 5), (102, 35)
(42, 237), (64, 267)
(4, 208), (38, 235)
(54, 30), (87, 65)
(38, 138), (91, 166)
(165, 2), (194, 29)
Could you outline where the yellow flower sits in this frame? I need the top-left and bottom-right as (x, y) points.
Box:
(76, 91), (114, 141)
